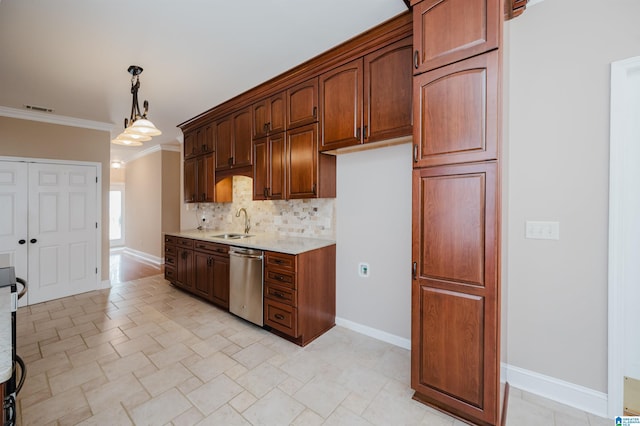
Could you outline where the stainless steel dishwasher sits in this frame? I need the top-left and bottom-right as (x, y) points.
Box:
(229, 247), (264, 326)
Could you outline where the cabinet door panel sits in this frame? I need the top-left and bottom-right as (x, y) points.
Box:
(233, 108), (252, 168)
(253, 99), (269, 139)
(194, 252), (213, 300)
(269, 133), (286, 200)
(413, 0), (500, 73)
(200, 153), (215, 203)
(411, 162), (498, 425)
(287, 78), (318, 129)
(320, 59), (363, 150)
(269, 92), (286, 134)
(183, 131), (197, 159)
(253, 137), (268, 200)
(212, 254), (229, 308)
(287, 124), (318, 199)
(215, 116), (232, 170)
(364, 37), (413, 143)
(183, 158), (196, 203)
(413, 51), (498, 167)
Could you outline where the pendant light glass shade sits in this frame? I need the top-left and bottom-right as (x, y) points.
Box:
(111, 133), (146, 146)
(125, 118), (162, 136)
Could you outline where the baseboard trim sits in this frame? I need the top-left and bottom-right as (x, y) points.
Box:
(502, 363), (608, 417)
(122, 248), (163, 266)
(99, 279), (111, 289)
(335, 317), (411, 350)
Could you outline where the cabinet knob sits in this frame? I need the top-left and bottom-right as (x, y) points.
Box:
(274, 291), (285, 299)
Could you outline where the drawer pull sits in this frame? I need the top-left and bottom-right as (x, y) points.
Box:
(273, 291), (285, 298)
(273, 259), (284, 265)
(274, 314), (285, 320)
(167, 259), (175, 264)
(274, 275), (285, 281)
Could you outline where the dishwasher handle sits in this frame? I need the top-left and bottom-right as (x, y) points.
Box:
(229, 247), (263, 260)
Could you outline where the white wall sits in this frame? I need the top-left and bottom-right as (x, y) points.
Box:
(506, 0), (640, 395)
(335, 143), (412, 345)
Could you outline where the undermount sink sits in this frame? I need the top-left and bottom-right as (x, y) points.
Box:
(210, 233), (253, 240)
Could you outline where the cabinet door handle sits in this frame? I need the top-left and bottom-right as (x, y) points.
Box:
(18, 239), (26, 245)
(207, 257), (212, 266)
(412, 261), (417, 280)
(263, 123), (268, 133)
(267, 122), (271, 132)
(413, 144), (419, 163)
(202, 144), (207, 152)
(274, 314), (285, 320)
(228, 157), (233, 166)
(414, 50), (419, 69)
(363, 125), (368, 139)
(312, 106), (317, 118)
(264, 187), (268, 198)
(356, 127), (361, 139)
(312, 183), (317, 196)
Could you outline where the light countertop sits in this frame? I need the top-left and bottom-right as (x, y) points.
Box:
(166, 230), (335, 255)
(0, 285), (13, 383)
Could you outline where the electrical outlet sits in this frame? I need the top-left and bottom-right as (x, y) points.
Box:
(525, 221), (560, 240)
(358, 262), (370, 277)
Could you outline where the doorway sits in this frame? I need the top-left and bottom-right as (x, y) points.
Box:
(608, 56), (640, 417)
(109, 183), (125, 247)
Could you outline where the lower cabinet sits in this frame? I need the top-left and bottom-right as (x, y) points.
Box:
(164, 236), (230, 309)
(263, 245), (336, 346)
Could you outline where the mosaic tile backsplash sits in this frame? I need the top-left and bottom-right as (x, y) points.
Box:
(185, 176), (336, 239)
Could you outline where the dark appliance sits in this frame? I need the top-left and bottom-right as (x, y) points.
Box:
(0, 267), (26, 426)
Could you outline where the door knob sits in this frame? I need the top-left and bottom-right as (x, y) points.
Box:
(30, 238), (37, 244)
(18, 239), (26, 245)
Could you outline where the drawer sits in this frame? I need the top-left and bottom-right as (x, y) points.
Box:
(164, 266), (176, 282)
(164, 235), (177, 245)
(265, 283), (296, 306)
(177, 238), (194, 248)
(164, 253), (177, 268)
(165, 244), (176, 256)
(265, 269), (295, 289)
(264, 299), (298, 337)
(194, 240), (228, 255)
(265, 252), (295, 271)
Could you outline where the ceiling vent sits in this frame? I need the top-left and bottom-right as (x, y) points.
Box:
(24, 104), (54, 113)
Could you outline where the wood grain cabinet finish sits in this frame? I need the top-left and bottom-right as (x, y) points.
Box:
(263, 246), (336, 347)
(215, 107), (253, 171)
(411, 0), (500, 74)
(253, 133), (285, 201)
(411, 162), (499, 425)
(175, 238), (195, 292)
(184, 123), (214, 159)
(253, 92), (286, 139)
(320, 37), (413, 151)
(413, 51), (499, 168)
(286, 124), (336, 199)
(286, 78), (318, 129)
(184, 153), (215, 203)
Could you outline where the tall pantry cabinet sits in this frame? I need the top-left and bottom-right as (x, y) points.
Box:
(409, 0), (505, 425)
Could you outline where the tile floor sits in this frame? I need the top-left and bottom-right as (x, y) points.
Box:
(16, 275), (613, 425)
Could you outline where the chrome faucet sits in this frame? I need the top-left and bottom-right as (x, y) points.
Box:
(236, 208), (250, 234)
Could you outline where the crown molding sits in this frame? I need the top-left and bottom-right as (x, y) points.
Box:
(127, 143), (181, 163)
(0, 105), (115, 132)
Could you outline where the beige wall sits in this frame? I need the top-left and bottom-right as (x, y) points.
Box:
(110, 167), (125, 184)
(505, 0), (640, 392)
(125, 148), (180, 259)
(0, 116), (111, 281)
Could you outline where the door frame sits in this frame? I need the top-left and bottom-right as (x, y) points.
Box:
(608, 56), (640, 417)
(0, 156), (103, 298)
(109, 183), (125, 247)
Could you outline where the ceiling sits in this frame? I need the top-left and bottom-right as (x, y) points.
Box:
(0, 0), (408, 163)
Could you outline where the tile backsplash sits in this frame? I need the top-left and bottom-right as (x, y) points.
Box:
(185, 176), (336, 239)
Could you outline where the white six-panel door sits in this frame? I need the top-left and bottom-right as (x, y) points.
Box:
(0, 160), (99, 305)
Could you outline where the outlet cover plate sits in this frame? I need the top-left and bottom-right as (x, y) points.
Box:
(525, 221), (560, 240)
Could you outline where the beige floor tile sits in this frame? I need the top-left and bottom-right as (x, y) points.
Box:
(128, 388), (192, 425)
(236, 362), (289, 398)
(82, 326), (127, 348)
(337, 364), (389, 400)
(291, 408), (326, 426)
(84, 372), (148, 415)
(100, 351), (153, 381)
(138, 362), (195, 397)
(27, 351), (72, 377)
(48, 361), (105, 394)
(67, 342), (117, 367)
(148, 342), (194, 369)
(188, 333), (231, 357)
(57, 405), (93, 426)
(232, 342), (277, 369)
(196, 404), (251, 426)
(242, 388), (305, 426)
(361, 385), (430, 426)
(323, 406), (373, 426)
(113, 334), (163, 357)
(58, 321), (100, 340)
(186, 351), (238, 383)
(293, 375), (350, 418)
(21, 386), (88, 426)
(187, 374), (243, 415)
(75, 404), (133, 426)
(229, 389), (258, 412)
(506, 395), (555, 426)
(171, 406), (205, 426)
(40, 334), (86, 358)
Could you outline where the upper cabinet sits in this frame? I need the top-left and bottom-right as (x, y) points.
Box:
(411, 0), (500, 74)
(215, 106), (253, 171)
(287, 78), (318, 129)
(184, 123), (214, 159)
(320, 37), (413, 152)
(253, 92), (286, 139)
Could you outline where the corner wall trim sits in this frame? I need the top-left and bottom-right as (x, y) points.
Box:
(0, 105), (115, 132)
(122, 248), (163, 267)
(502, 363), (608, 417)
(335, 317), (411, 350)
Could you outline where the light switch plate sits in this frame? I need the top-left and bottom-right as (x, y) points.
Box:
(525, 221), (560, 240)
(358, 262), (370, 277)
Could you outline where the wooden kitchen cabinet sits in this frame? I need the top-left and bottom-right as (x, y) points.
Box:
(411, 0), (500, 74)
(286, 124), (335, 199)
(286, 78), (318, 129)
(175, 238), (195, 292)
(164, 235), (177, 283)
(253, 132), (285, 201)
(253, 91), (286, 139)
(320, 37), (413, 151)
(411, 162), (500, 425)
(184, 153), (216, 203)
(184, 123), (214, 159)
(215, 107), (253, 171)
(263, 245), (336, 346)
(413, 51), (499, 168)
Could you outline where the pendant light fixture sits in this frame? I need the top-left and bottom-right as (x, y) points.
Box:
(111, 65), (162, 146)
